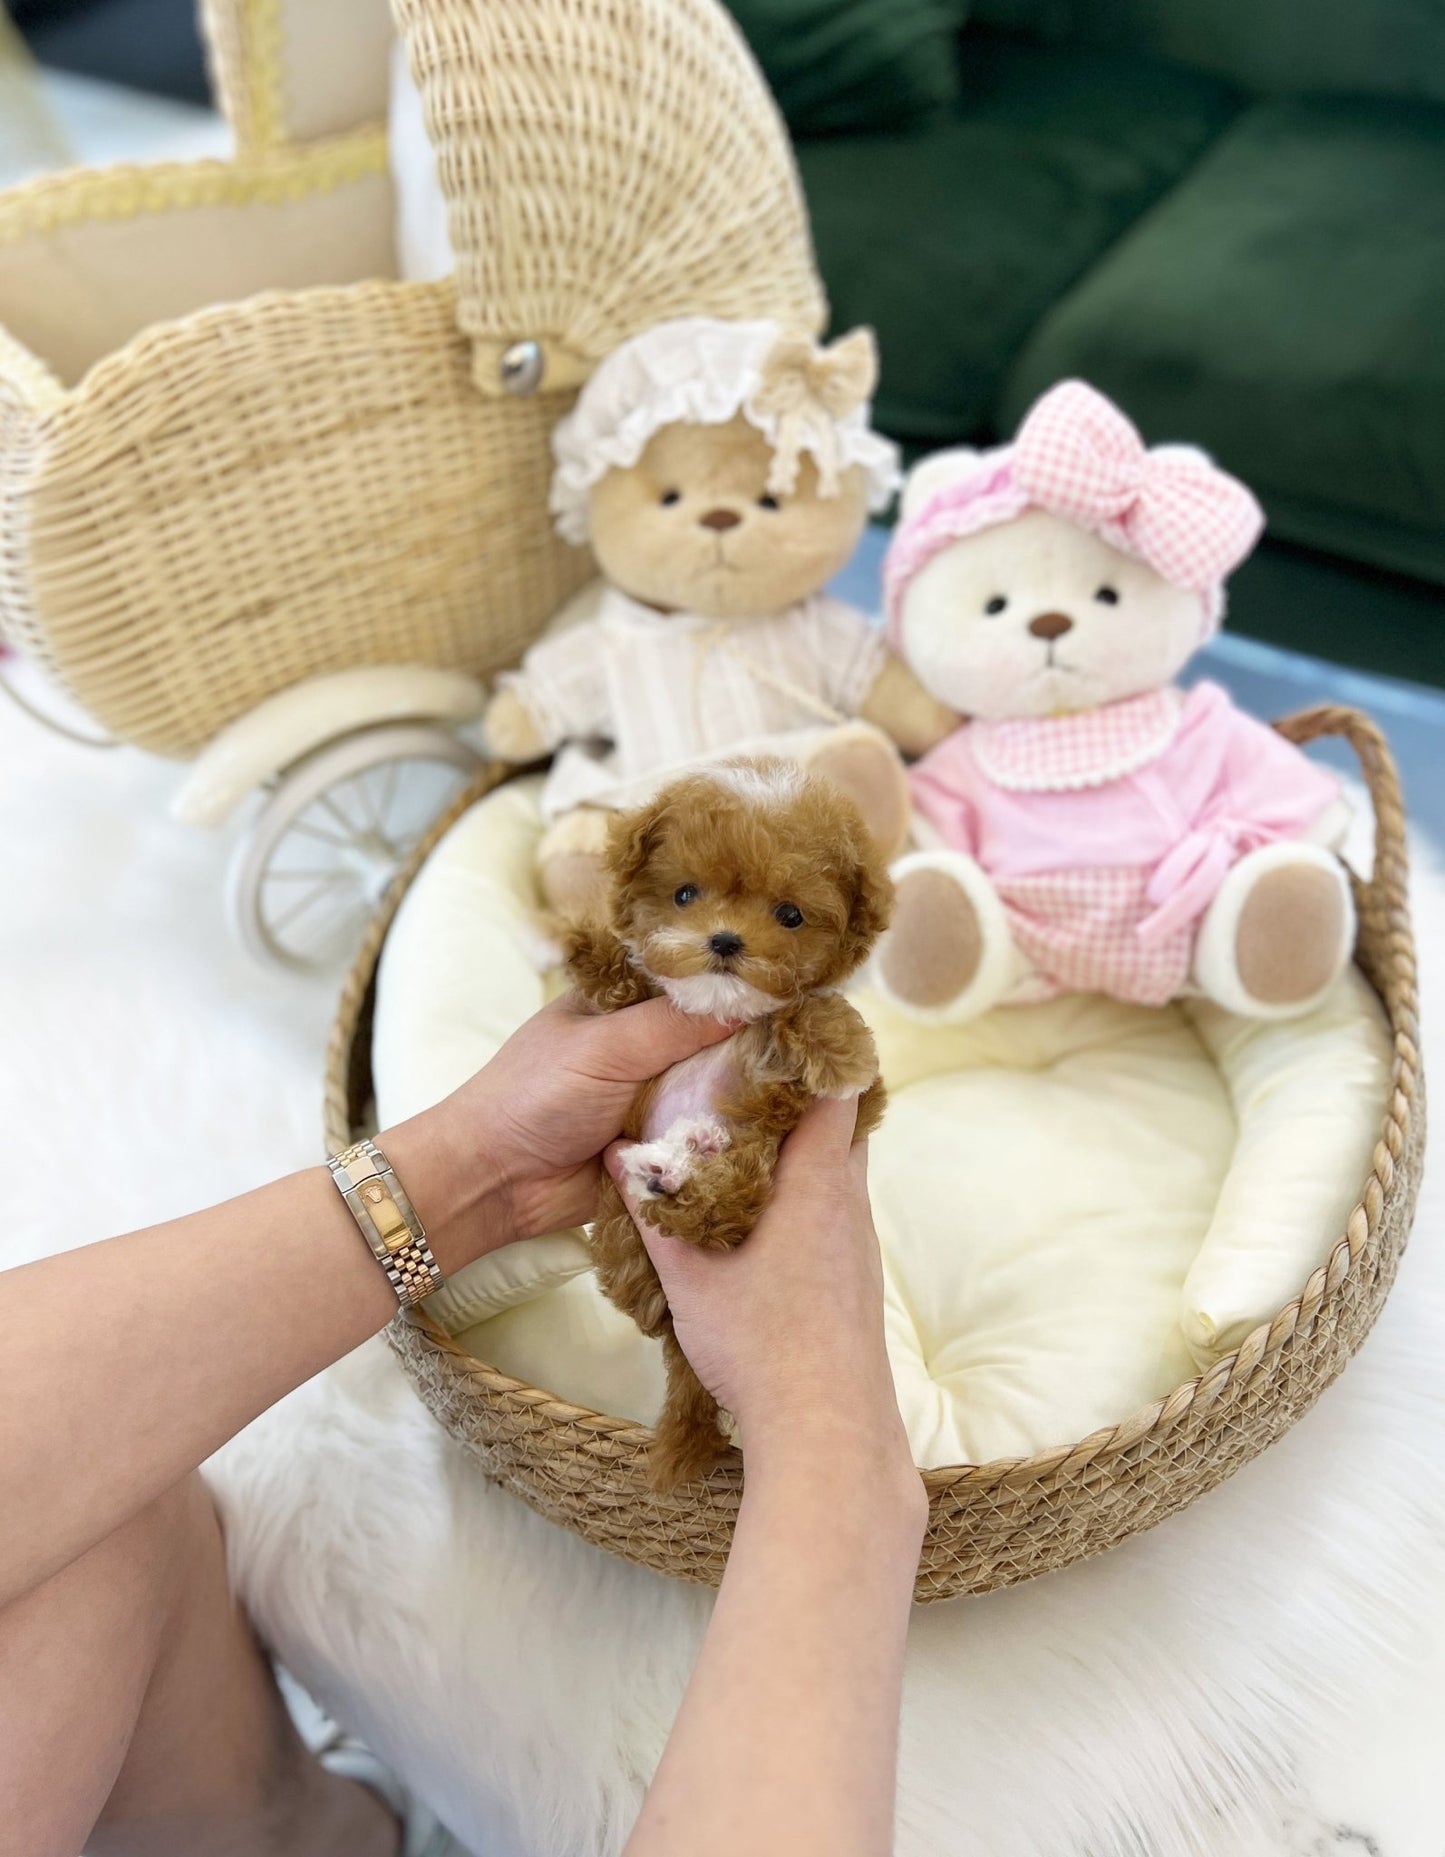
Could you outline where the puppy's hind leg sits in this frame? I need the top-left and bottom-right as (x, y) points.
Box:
(855, 1076), (888, 1140)
(650, 1329), (732, 1492)
(590, 1174), (669, 1338)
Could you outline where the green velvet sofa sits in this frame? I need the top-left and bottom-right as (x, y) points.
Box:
(737, 0), (1445, 685)
(21, 0), (1445, 680)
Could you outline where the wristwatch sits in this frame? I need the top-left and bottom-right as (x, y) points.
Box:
(328, 1138), (443, 1308)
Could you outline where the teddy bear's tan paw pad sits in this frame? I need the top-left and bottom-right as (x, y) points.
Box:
(802, 726), (911, 858)
(877, 866), (984, 1009)
(1234, 862), (1351, 1006)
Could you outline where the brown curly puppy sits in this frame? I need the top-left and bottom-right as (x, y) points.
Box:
(566, 758), (893, 1491)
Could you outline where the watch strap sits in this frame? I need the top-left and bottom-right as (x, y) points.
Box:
(328, 1138), (443, 1308)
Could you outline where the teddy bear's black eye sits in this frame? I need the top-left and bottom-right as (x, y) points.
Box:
(1095, 585), (1120, 605)
(674, 884), (700, 907)
(659, 489), (682, 507)
(984, 595), (1008, 615)
(758, 493), (781, 511)
(773, 901), (804, 930)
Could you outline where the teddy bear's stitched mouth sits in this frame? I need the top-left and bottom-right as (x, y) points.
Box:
(1039, 644), (1082, 676)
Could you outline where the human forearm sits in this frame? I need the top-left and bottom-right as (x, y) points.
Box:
(626, 1427), (926, 1857)
(0, 993), (733, 1608)
(0, 1107), (495, 1607)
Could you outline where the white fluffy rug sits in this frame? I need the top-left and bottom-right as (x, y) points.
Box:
(4, 682), (1443, 1857)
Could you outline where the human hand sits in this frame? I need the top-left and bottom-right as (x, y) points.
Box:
(387, 994), (733, 1273)
(606, 1097), (916, 1480)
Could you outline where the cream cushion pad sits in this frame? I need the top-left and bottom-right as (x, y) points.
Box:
(374, 778), (1392, 1469)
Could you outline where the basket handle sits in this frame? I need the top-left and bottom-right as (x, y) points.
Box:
(1272, 704), (1408, 927)
(0, 659), (117, 749)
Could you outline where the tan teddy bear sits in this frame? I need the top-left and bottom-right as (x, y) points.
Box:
(482, 316), (956, 918)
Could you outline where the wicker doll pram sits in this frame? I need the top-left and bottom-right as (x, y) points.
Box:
(0, 0), (823, 961)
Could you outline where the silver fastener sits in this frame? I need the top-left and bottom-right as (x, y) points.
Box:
(499, 339), (545, 395)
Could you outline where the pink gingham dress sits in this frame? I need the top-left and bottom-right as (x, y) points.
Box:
(908, 683), (1342, 1006)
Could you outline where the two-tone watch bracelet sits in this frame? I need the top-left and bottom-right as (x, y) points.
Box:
(328, 1138), (443, 1308)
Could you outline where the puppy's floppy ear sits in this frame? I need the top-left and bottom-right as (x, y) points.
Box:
(605, 794), (669, 921)
(836, 817), (895, 977)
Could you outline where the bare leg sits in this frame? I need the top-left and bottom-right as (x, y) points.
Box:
(0, 1473), (398, 1857)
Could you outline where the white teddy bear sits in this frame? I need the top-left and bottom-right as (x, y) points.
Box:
(871, 380), (1356, 1024)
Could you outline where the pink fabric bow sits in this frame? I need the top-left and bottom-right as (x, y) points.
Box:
(1138, 819), (1256, 943)
(1012, 381), (1263, 593)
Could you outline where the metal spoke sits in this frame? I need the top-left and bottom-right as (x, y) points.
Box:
(262, 867), (354, 885)
(315, 788), (363, 840)
(287, 818), (352, 850)
(375, 757), (401, 835)
(345, 769), (386, 836)
(268, 878), (359, 938)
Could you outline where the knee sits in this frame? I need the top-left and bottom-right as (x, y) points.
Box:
(0, 1476), (218, 1857)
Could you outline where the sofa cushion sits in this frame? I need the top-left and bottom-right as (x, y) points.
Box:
(1001, 97), (1445, 586)
(1061, 0), (1445, 108)
(795, 37), (1238, 443)
(725, 0), (965, 137)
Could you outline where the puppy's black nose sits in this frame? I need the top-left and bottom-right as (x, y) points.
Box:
(1028, 610), (1074, 640)
(709, 931), (744, 960)
(699, 507), (742, 531)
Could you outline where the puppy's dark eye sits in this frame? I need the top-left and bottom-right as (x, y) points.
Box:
(1094, 585), (1120, 605)
(984, 595), (1008, 615)
(659, 489), (682, 507)
(773, 902), (804, 930)
(758, 493), (781, 511)
(674, 884), (700, 907)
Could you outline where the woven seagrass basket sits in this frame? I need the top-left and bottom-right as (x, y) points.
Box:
(0, 0), (823, 757)
(325, 705), (1424, 1602)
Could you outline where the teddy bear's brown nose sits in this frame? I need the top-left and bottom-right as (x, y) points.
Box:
(1028, 611), (1074, 641)
(699, 507), (743, 531)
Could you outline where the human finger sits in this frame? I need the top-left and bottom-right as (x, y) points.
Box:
(771, 1094), (862, 1188)
(578, 996), (734, 1082)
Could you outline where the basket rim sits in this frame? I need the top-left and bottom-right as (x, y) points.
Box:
(326, 703), (1422, 1497)
(0, 140), (406, 415)
(0, 125), (387, 251)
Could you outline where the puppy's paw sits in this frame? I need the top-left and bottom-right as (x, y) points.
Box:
(621, 1119), (731, 1201)
(763, 990), (878, 1098)
(804, 1045), (879, 1100)
(621, 1139), (690, 1200)
(679, 1116), (730, 1159)
(791, 996), (880, 1099)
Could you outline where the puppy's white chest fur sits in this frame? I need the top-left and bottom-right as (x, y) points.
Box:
(658, 971), (780, 1021)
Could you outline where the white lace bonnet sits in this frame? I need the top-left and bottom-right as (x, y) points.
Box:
(549, 316), (902, 545)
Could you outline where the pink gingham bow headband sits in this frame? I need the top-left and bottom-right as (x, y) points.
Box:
(885, 380), (1264, 640)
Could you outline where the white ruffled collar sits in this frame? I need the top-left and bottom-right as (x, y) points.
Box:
(970, 687), (1184, 792)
